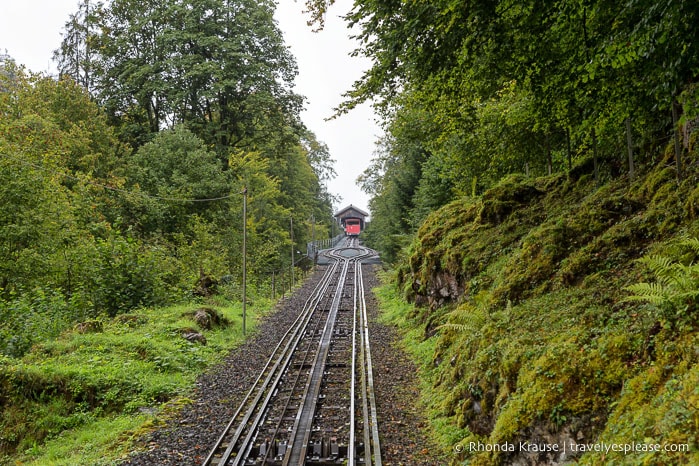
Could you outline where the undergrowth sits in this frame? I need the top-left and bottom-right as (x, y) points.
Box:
(0, 297), (270, 465)
(381, 152), (699, 465)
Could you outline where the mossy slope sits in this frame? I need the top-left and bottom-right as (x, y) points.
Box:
(0, 302), (261, 465)
(394, 153), (699, 465)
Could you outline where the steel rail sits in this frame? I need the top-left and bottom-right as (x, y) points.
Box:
(349, 260), (359, 465)
(346, 245), (382, 465)
(204, 238), (382, 466)
(282, 257), (351, 465)
(202, 260), (341, 466)
(255, 301), (328, 466)
(358, 258), (382, 466)
(358, 260), (372, 465)
(231, 274), (333, 466)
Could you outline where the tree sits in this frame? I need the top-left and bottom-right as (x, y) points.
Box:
(49, 0), (336, 297)
(228, 149), (289, 276)
(123, 125), (231, 235)
(306, 0), (699, 260)
(57, 0), (303, 156)
(0, 68), (124, 295)
(54, 0), (104, 93)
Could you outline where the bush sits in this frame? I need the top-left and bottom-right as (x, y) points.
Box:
(0, 287), (84, 358)
(85, 234), (181, 317)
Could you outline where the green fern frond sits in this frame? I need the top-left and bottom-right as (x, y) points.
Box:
(627, 239), (699, 325)
(666, 264), (699, 293)
(637, 255), (678, 285)
(623, 282), (668, 306)
(439, 323), (472, 332)
(679, 236), (699, 256)
(439, 301), (489, 333)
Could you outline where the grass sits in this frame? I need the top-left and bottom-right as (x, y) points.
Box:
(17, 414), (151, 466)
(0, 297), (271, 465)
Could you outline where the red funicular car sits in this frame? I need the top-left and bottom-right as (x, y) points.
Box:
(345, 218), (361, 236)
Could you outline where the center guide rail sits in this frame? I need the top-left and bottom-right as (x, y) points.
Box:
(203, 237), (382, 466)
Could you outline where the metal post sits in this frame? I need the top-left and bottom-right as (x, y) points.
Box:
(311, 214), (316, 265)
(290, 217), (295, 287)
(242, 186), (247, 336)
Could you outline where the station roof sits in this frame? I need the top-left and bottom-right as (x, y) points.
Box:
(334, 204), (369, 220)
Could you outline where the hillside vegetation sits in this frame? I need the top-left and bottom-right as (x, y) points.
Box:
(1, 1), (336, 462)
(299, 2), (699, 463)
(0, 0), (335, 360)
(0, 297), (269, 465)
(380, 146), (699, 464)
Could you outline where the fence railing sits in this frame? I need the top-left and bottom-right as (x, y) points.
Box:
(306, 234), (344, 258)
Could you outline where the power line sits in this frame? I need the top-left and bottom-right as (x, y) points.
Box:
(0, 151), (238, 203)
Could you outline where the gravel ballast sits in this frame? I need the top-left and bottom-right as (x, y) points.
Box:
(121, 264), (445, 465)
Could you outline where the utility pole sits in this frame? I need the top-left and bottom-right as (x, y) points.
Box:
(290, 216), (294, 287)
(242, 186), (247, 335)
(311, 214), (316, 265)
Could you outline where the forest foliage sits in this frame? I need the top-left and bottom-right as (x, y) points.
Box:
(307, 1), (699, 464)
(0, 0), (336, 359)
(381, 150), (699, 464)
(307, 0), (699, 261)
(4, 0), (699, 463)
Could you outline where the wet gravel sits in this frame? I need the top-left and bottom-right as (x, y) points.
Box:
(120, 264), (444, 465)
(362, 265), (447, 466)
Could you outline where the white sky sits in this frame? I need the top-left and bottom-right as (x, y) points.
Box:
(0, 0), (379, 215)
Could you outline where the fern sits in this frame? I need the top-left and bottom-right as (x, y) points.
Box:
(440, 322), (475, 333)
(625, 238), (699, 327)
(623, 282), (668, 306)
(439, 306), (488, 333)
(679, 236), (699, 256)
(439, 292), (492, 333)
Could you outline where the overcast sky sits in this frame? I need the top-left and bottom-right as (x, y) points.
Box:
(0, 0), (380, 215)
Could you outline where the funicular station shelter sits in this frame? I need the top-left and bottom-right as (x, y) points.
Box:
(310, 204), (377, 265)
(334, 204), (369, 236)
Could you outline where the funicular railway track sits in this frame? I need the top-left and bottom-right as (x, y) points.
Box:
(203, 238), (382, 466)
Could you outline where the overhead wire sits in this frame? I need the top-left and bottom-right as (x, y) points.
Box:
(0, 150), (239, 203)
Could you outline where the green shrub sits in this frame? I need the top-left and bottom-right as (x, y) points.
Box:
(0, 287), (87, 358)
(86, 234), (181, 317)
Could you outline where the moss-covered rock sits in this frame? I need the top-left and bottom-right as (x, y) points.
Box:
(478, 174), (544, 225)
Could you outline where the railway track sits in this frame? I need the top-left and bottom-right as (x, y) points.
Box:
(202, 238), (382, 466)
